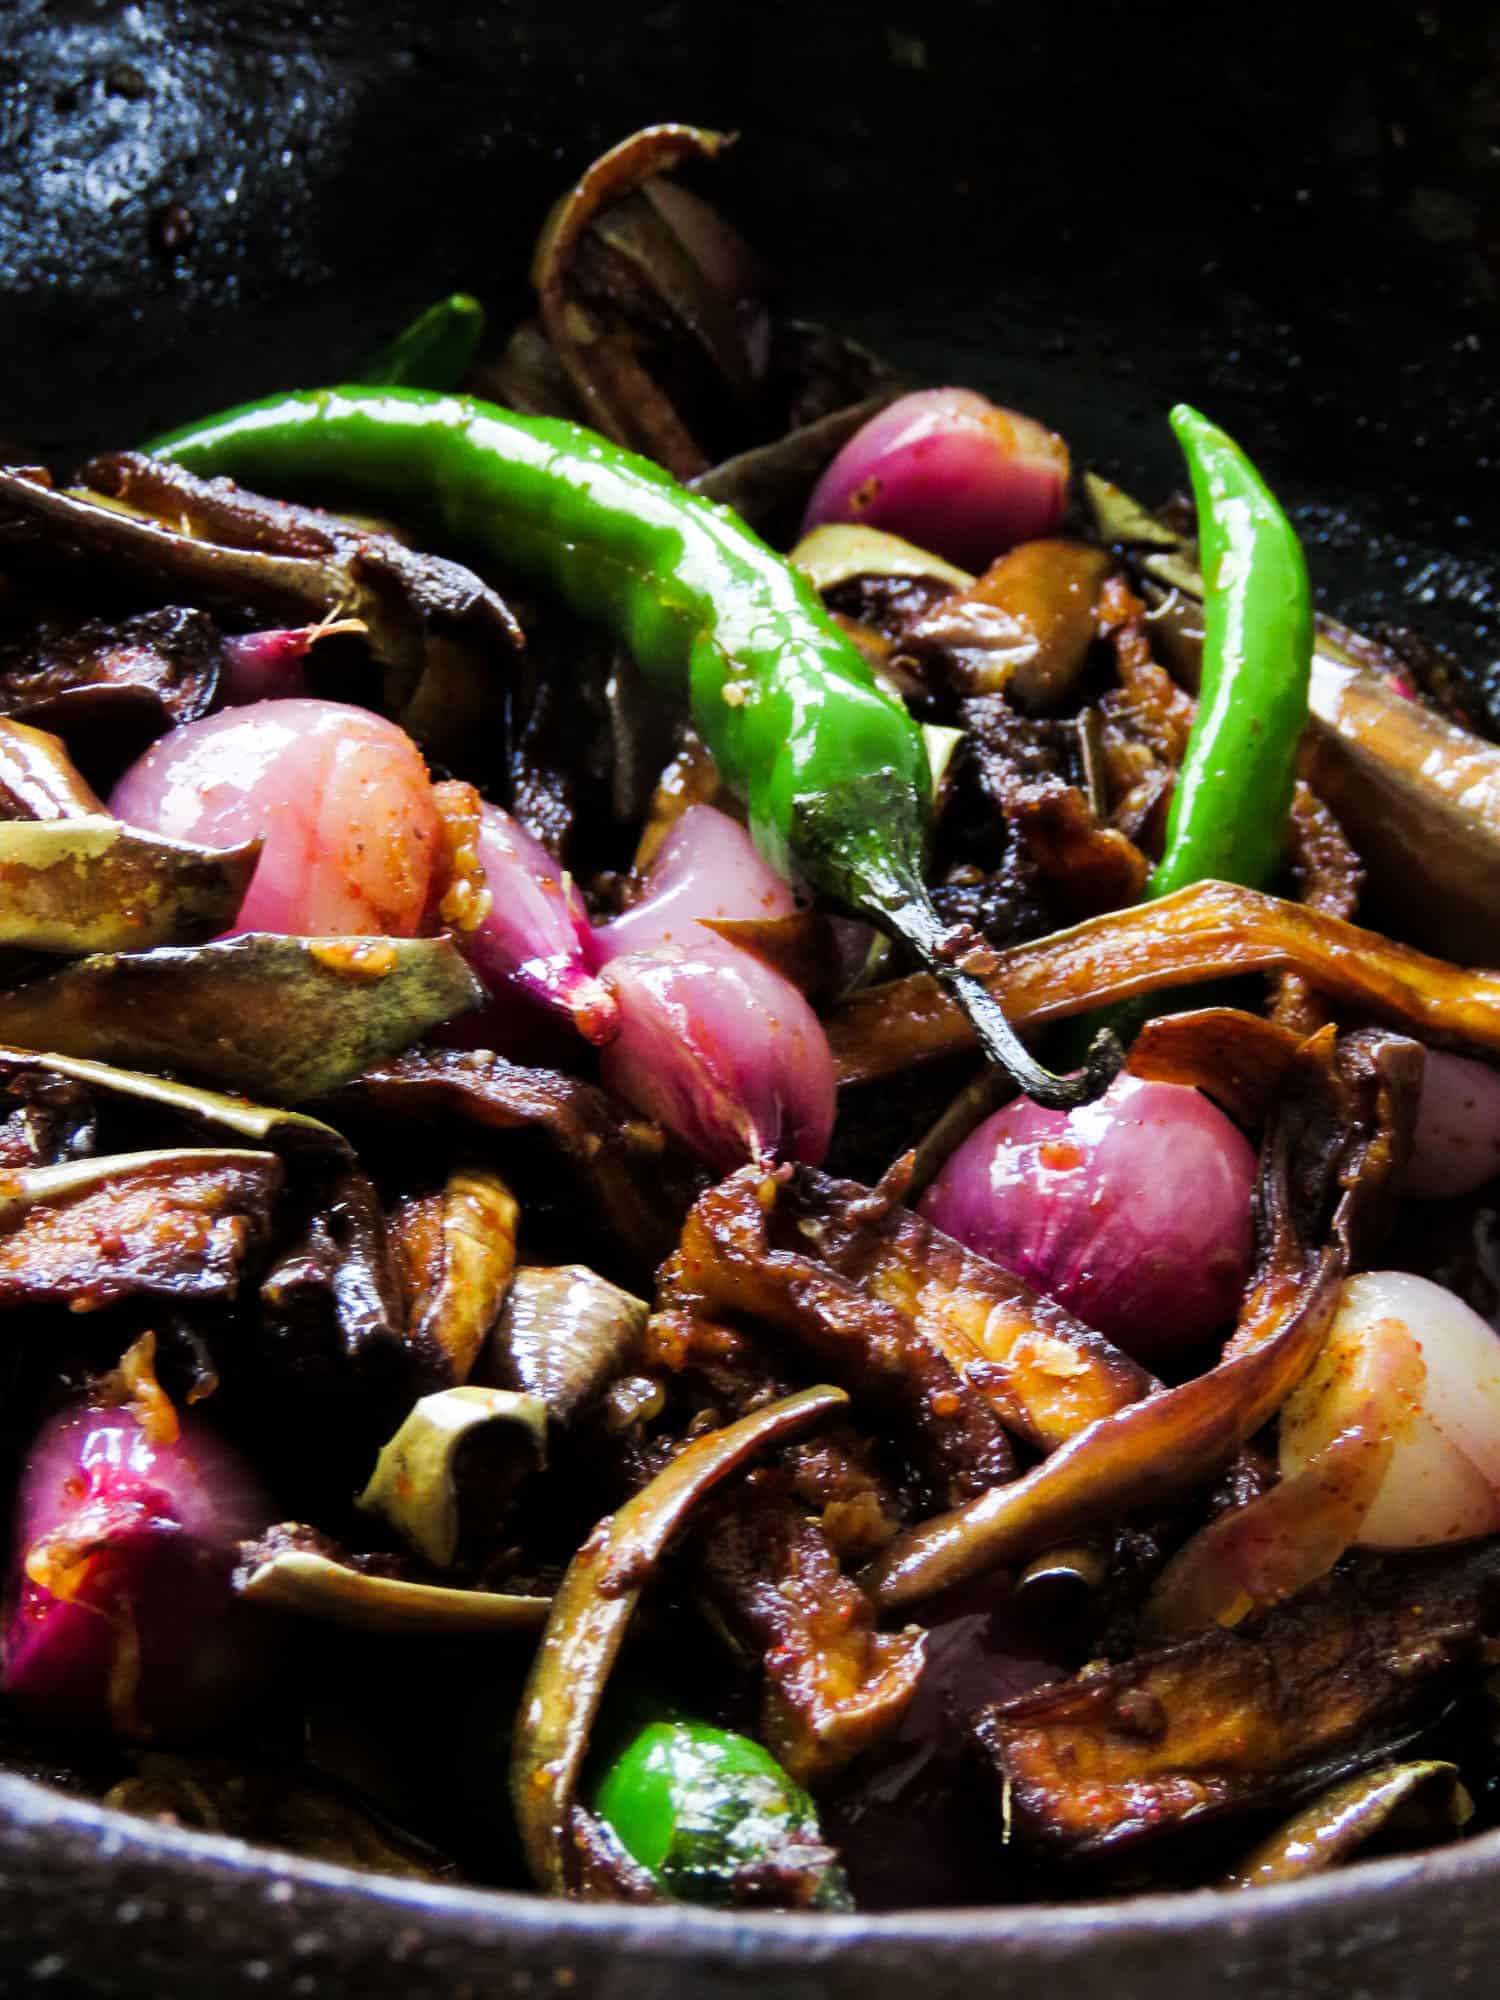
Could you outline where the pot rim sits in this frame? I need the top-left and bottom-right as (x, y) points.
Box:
(3, 1765), (1494, 1952)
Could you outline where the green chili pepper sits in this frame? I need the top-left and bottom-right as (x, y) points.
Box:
(149, 386), (1119, 1108)
(362, 295), (486, 393)
(1148, 405), (1313, 898)
(1065, 406), (1314, 1062)
(591, 1711), (851, 1909)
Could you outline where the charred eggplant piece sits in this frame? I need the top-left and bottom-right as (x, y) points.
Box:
(902, 541), (1113, 708)
(0, 461), (523, 765)
(531, 124), (745, 478)
(658, 1167), (1017, 1506)
(0, 1065), (95, 1170)
(0, 1147), (280, 1309)
(774, 1164), (1155, 1451)
(0, 934), (482, 1102)
(391, 1165), (520, 1389)
(0, 606), (221, 747)
(974, 1542), (1500, 1863)
(260, 1166), (405, 1373)
(105, 1753), (449, 1882)
(74, 454), (524, 663)
(694, 1474), (926, 1786)
(329, 1049), (702, 1271)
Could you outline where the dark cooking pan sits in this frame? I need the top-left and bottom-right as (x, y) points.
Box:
(1, 0), (1498, 1991)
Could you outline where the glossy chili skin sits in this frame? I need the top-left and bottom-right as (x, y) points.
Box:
(1148, 404), (1313, 899)
(153, 387), (930, 897)
(590, 1713), (850, 1907)
(152, 387), (1116, 1107)
(362, 294), (486, 392)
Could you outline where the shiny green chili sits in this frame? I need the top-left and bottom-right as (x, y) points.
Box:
(590, 1710), (850, 1908)
(1069, 406), (1313, 1060)
(1149, 405), (1313, 898)
(362, 294), (486, 393)
(150, 387), (1119, 1108)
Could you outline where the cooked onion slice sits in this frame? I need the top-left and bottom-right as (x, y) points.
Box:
(1280, 1271), (1500, 1548)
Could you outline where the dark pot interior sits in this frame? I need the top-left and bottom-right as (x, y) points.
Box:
(1, 0), (1499, 1990)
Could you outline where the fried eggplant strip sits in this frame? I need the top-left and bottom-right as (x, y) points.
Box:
(239, 1546), (549, 1636)
(1139, 1390), (1400, 1644)
(638, 1308), (915, 1777)
(0, 718), (109, 821)
(0, 1046), (349, 1158)
(391, 1165), (520, 1388)
(261, 1166), (404, 1369)
(1125, 1007), (1302, 1130)
(1271, 783), (1364, 1037)
(511, 1384), (848, 1895)
(74, 453), (525, 664)
(0, 1146), (281, 1307)
(658, 1167), (1017, 1504)
(531, 124), (733, 478)
(861, 1032), (1418, 1611)
(695, 1473), (926, 1785)
(776, 1166), (1154, 1452)
(828, 880), (1500, 1087)
(974, 1541), (1500, 1861)
(862, 1256), (1342, 1613)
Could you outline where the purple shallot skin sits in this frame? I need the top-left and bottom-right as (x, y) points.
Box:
(4, 1401), (275, 1740)
(458, 802), (619, 1046)
(595, 805), (837, 1171)
(802, 387), (1071, 572)
(922, 1074), (1256, 1362)
(110, 697), (441, 937)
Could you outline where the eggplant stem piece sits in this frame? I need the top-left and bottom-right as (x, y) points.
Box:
(357, 1387), (547, 1569)
(510, 1383), (848, 1895)
(882, 898), (1123, 1111)
(238, 1549), (549, 1635)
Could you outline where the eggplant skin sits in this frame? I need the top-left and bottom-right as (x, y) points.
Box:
(974, 1539), (1500, 1862)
